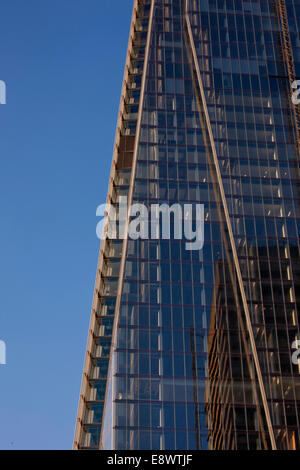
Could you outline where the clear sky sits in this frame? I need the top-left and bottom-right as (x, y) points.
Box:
(0, 0), (133, 450)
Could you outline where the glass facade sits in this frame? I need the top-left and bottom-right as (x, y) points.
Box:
(74, 0), (300, 450)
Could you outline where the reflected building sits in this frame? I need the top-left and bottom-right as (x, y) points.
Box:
(74, 0), (300, 450)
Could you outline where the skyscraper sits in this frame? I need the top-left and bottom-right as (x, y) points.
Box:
(74, 0), (300, 450)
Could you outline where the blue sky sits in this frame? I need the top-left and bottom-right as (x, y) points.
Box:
(0, 0), (133, 450)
